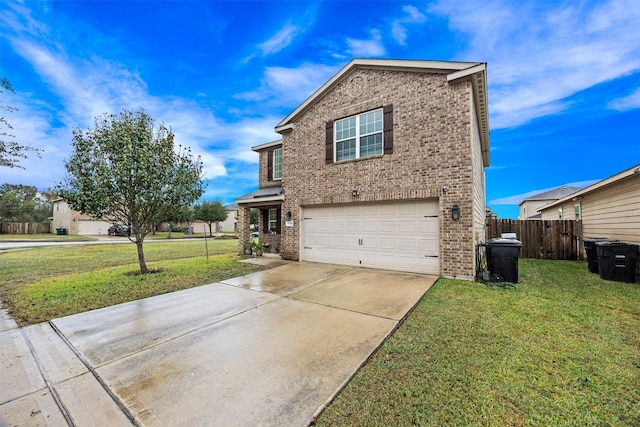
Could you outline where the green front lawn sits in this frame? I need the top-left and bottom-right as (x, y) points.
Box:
(0, 239), (261, 326)
(317, 259), (640, 426)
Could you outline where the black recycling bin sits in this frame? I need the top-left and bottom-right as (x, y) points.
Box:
(584, 237), (617, 273)
(486, 238), (523, 283)
(595, 241), (638, 283)
(56, 228), (68, 235)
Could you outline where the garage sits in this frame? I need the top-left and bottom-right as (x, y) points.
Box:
(301, 200), (439, 274)
(77, 220), (113, 235)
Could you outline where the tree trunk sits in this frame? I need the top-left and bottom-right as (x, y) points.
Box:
(208, 222), (213, 237)
(135, 235), (148, 273)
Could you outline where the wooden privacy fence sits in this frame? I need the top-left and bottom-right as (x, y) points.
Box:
(486, 219), (580, 260)
(0, 222), (51, 234)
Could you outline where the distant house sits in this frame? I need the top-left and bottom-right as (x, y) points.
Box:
(52, 199), (209, 235)
(539, 164), (640, 244)
(218, 203), (238, 233)
(518, 186), (580, 220)
(52, 199), (112, 235)
(237, 58), (491, 279)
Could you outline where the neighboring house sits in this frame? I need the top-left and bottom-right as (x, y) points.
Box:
(237, 58), (490, 279)
(539, 164), (640, 245)
(518, 186), (581, 220)
(218, 203), (239, 233)
(53, 199), (210, 235)
(52, 199), (112, 235)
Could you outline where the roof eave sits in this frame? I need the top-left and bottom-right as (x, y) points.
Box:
(539, 164), (640, 211)
(275, 58), (485, 134)
(251, 139), (282, 152)
(236, 195), (285, 206)
(448, 63), (490, 167)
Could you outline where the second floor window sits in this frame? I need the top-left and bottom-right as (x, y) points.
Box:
(273, 148), (282, 180)
(326, 105), (392, 164)
(335, 108), (383, 162)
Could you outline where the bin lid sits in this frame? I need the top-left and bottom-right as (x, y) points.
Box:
(595, 241), (637, 248)
(487, 238), (522, 246)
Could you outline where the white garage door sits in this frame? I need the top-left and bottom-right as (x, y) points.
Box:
(302, 200), (439, 274)
(77, 220), (113, 235)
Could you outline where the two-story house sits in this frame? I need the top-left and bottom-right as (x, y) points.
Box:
(518, 186), (580, 220)
(237, 58), (490, 279)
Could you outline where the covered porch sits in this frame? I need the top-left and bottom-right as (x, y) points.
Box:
(236, 186), (284, 255)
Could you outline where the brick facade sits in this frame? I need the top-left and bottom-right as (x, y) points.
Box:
(240, 60), (489, 279)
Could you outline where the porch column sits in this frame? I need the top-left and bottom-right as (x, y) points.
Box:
(237, 205), (251, 255)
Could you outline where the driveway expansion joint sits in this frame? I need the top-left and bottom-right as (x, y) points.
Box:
(19, 328), (76, 426)
(48, 321), (140, 426)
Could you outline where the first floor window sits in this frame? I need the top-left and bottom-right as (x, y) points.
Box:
(335, 108), (383, 161)
(558, 208), (563, 220)
(574, 204), (581, 221)
(269, 208), (278, 233)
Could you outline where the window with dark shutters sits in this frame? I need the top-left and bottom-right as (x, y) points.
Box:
(263, 208), (281, 234)
(327, 105), (393, 163)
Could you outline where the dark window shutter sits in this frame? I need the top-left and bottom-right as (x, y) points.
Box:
(325, 120), (334, 164)
(262, 210), (269, 233)
(267, 149), (273, 181)
(383, 104), (393, 154)
(276, 208), (282, 234)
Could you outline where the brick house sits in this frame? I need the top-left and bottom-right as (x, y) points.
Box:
(237, 58), (490, 279)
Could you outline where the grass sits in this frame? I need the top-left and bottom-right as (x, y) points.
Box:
(0, 239), (262, 326)
(317, 258), (640, 426)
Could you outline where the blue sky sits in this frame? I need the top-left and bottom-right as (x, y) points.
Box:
(1, 0), (639, 218)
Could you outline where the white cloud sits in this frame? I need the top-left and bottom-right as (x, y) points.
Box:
(392, 5), (427, 45)
(428, 0), (640, 129)
(608, 87), (640, 111)
(346, 29), (386, 57)
(258, 23), (302, 55)
(235, 63), (340, 106)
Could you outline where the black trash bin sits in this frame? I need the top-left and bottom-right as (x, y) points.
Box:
(56, 228), (68, 235)
(486, 238), (523, 283)
(595, 241), (638, 283)
(584, 237), (617, 273)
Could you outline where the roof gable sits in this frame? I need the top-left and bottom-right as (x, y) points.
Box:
(274, 58), (490, 166)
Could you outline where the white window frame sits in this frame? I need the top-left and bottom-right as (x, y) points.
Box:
(574, 204), (581, 221)
(335, 108), (383, 162)
(558, 208), (563, 220)
(268, 208), (278, 234)
(273, 148), (282, 180)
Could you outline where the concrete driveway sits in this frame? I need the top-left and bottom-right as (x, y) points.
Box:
(1, 260), (437, 426)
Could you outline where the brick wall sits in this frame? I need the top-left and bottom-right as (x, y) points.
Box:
(278, 68), (478, 278)
(258, 143), (283, 189)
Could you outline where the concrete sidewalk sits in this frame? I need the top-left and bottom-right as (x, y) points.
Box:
(1, 260), (437, 426)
